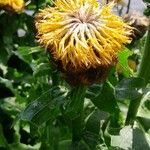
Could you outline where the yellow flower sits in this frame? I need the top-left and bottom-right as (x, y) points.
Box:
(35, 0), (132, 85)
(0, 0), (24, 12)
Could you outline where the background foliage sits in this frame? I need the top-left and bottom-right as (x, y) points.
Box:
(0, 0), (150, 150)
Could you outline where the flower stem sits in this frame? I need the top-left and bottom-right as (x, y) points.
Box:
(126, 0), (131, 13)
(125, 20), (150, 126)
(138, 21), (150, 82)
(70, 85), (87, 148)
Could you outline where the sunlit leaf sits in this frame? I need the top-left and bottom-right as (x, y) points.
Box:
(111, 126), (150, 149)
(111, 126), (132, 149)
(117, 47), (133, 77)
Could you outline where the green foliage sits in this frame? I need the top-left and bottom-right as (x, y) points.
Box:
(144, 0), (150, 2)
(115, 77), (146, 100)
(144, 0), (150, 16)
(0, 1), (150, 150)
(144, 5), (150, 16)
(19, 86), (68, 126)
(111, 126), (150, 149)
(117, 47), (133, 77)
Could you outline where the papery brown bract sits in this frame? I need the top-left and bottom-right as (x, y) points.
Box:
(123, 12), (149, 41)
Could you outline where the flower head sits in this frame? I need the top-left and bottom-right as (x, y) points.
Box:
(35, 0), (132, 85)
(123, 12), (149, 41)
(0, 0), (24, 12)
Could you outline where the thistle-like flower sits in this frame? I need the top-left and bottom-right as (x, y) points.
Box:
(0, 0), (24, 12)
(123, 12), (149, 41)
(35, 0), (132, 85)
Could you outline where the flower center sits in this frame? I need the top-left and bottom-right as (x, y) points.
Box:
(67, 5), (97, 24)
(68, 13), (93, 24)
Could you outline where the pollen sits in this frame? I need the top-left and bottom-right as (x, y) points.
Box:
(35, 0), (132, 85)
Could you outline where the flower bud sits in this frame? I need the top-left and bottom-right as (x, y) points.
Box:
(123, 12), (149, 41)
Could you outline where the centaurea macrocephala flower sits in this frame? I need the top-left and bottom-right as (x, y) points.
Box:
(0, 0), (24, 12)
(35, 0), (132, 85)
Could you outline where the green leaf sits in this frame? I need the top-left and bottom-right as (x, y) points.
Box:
(111, 126), (150, 149)
(69, 140), (91, 150)
(132, 128), (150, 149)
(12, 50), (32, 65)
(115, 77), (145, 100)
(0, 97), (22, 116)
(0, 77), (14, 98)
(86, 84), (103, 99)
(18, 46), (43, 55)
(137, 117), (150, 131)
(64, 85), (86, 119)
(144, 99), (150, 110)
(111, 126), (132, 149)
(84, 109), (109, 149)
(19, 86), (68, 126)
(0, 124), (9, 148)
(40, 125), (60, 150)
(7, 54), (33, 73)
(58, 140), (71, 150)
(33, 63), (51, 77)
(144, 5), (150, 16)
(143, 0), (150, 3)
(0, 63), (7, 75)
(85, 109), (109, 134)
(137, 91), (150, 119)
(0, 47), (11, 64)
(90, 82), (119, 113)
(0, 77), (13, 90)
(56, 139), (91, 150)
(117, 47), (133, 77)
(10, 143), (40, 150)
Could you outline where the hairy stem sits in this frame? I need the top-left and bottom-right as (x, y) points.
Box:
(70, 85), (87, 148)
(125, 20), (150, 126)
